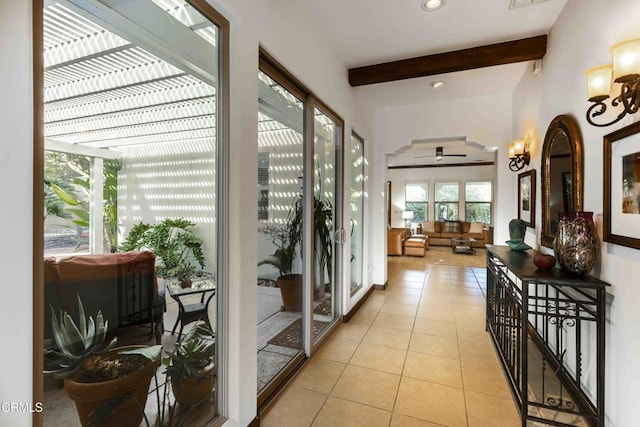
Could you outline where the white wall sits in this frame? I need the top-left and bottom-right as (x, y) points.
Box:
(388, 165), (495, 226)
(3, 0), (372, 426)
(511, 0), (640, 424)
(0, 1), (34, 426)
(356, 90), (513, 286)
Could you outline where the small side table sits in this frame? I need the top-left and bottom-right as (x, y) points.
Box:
(166, 278), (216, 338)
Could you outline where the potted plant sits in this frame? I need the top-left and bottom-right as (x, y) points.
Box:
(258, 224), (302, 311)
(163, 322), (215, 407)
(44, 295), (162, 427)
(120, 218), (205, 284)
(166, 260), (197, 288)
(289, 194), (334, 299)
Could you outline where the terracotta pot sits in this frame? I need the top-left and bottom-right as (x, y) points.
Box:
(533, 253), (556, 271)
(180, 279), (192, 289)
(277, 274), (302, 311)
(171, 365), (215, 407)
(64, 345), (158, 427)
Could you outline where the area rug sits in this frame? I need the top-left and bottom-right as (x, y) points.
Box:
(267, 318), (329, 349)
(388, 246), (487, 268)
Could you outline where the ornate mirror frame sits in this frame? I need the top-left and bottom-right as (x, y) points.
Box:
(541, 115), (584, 248)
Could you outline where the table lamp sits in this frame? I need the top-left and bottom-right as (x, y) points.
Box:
(401, 210), (414, 228)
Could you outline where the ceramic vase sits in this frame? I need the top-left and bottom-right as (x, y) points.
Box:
(554, 212), (598, 275)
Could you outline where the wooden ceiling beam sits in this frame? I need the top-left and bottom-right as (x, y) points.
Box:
(348, 35), (547, 87)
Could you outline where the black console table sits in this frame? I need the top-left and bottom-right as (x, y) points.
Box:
(486, 245), (608, 427)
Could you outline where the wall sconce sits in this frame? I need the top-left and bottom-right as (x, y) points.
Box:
(401, 210), (414, 228)
(508, 139), (530, 171)
(585, 38), (640, 127)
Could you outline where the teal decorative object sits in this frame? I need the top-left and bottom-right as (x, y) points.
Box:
(506, 219), (532, 251)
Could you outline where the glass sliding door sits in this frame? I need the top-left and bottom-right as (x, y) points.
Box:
(312, 107), (341, 340)
(256, 53), (344, 405)
(40, 0), (227, 425)
(256, 69), (305, 396)
(349, 133), (365, 295)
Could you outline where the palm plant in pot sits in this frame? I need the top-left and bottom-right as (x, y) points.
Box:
(258, 223), (302, 311)
(289, 194), (333, 299)
(44, 295), (162, 427)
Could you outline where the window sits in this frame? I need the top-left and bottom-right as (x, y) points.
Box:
(434, 182), (459, 221)
(465, 181), (492, 223)
(405, 182), (428, 221)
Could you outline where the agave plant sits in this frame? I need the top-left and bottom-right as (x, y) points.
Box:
(44, 294), (117, 379)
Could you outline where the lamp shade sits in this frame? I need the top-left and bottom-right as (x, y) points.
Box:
(401, 210), (414, 220)
(508, 144), (516, 159)
(513, 139), (525, 156)
(585, 64), (613, 101)
(611, 38), (640, 82)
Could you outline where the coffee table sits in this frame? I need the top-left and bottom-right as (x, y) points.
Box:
(451, 237), (476, 255)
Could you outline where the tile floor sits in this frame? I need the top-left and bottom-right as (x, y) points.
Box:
(261, 259), (522, 427)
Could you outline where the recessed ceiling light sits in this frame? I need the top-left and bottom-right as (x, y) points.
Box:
(422, 0), (446, 12)
(430, 81), (445, 88)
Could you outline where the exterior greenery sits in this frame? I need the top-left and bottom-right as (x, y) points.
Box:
(120, 218), (205, 279)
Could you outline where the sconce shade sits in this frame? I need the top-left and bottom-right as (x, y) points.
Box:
(508, 144), (516, 159)
(401, 210), (414, 220)
(611, 38), (640, 82)
(585, 38), (640, 126)
(513, 139), (525, 156)
(585, 64), (613, 101)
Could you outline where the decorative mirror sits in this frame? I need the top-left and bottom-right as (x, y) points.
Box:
(541, 115), (584, 248)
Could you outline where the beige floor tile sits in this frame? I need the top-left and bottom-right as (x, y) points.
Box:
(388, 289), (423, 299)
(465, 390), (520, 427)
(350, 342), (407, 375)
(420, 284), (452, 294)
(350, 308), (379, 326)
(312, 396), (392, 427)
(416, 306), (456, 323)
(457, 334), (495, 355)
(413, 318), (457, 338)
(316, 338), (360, 363)
(454, 295), (486, 306)
(385, 294), (421, 306)
(454, 303), (486, 314)
(409, 332), (459, 359)
(262, 385), (327, 427)
(403, 351), (463, 387)
(291, 358), (346, 394)
(372, 312), (416, 331)
(331, 365), (401, 411)
(419, 296), (454, 310)
(395, 280), (424, 289)
(381, 302), (419, 317)
(390, 413), (443, 426)
(461, 359), (512, 398)
(363, 325), (412, 350)
(395, 377), (467, 427)
(333, 323), (370, 342)
(361, 299), (385, 311)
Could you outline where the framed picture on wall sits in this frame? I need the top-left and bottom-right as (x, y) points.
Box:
(604, 121), (640, 250)
(518, 169), (536, 228)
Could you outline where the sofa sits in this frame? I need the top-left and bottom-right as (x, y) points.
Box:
(417, 221), (487, 248)
(44, 251), (164, 344)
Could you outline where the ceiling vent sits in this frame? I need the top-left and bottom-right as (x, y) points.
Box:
(509, 0), (550, 9)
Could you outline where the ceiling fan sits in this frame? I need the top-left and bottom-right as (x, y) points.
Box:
(415, 146), (467, 161)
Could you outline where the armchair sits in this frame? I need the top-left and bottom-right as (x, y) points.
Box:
(387, 228), (410, 255)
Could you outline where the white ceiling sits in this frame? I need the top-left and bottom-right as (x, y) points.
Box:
(302, 0), (567, 68)
(300, 0), (567, 166)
